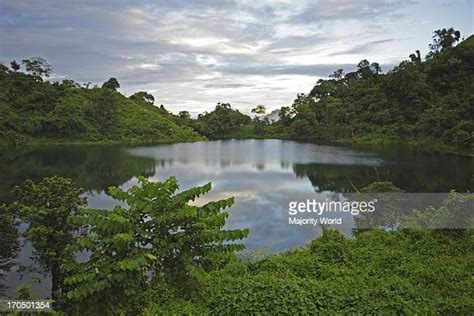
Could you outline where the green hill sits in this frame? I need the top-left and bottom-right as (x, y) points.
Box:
(1, 29), (472, 154)
(459, 34), (474, 48)
(0, 66), (203, 147)
(267, 30), (474, 154)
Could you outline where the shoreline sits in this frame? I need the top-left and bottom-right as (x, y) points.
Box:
(1, 135), (472, 157)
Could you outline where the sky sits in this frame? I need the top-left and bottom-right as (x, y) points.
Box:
(0, 0), (472, 115)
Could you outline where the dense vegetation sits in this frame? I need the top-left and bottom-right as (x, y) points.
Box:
(187, 29), (474, 154)
(272, 30), (473, 154)
(0, 60), (202, 147)
(1, 28), (471, 155)
(1, 175), (471, 314)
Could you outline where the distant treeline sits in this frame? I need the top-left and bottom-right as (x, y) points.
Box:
(181, 28), (473, 154)
(1, 28), (472, 154)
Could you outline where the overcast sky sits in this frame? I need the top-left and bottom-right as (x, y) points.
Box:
(1, 0), (472, 115)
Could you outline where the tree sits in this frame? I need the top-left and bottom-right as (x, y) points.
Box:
(12, 176), (86, 301)
(64, 177), (249, 314)
(179, 110), (191, 119)
(370, 62), (382, 75)
(428, 28), (461, 57)
(215, 102), (231, 110)
(130, 91), (155, 104)
(329, 68), (344, 80)
(21, 57), (52, 79)
(309, 79), (338, 99)
(91, 88), (118, 129)
(61, 79), (80, 88)
(278, 106), (294, 126)
(409, 50), (422, 63)
(102, 77), (120, 91)
(10, 60), (20, 72)
(251, 104), (267, 122)
(357, 59), (373, 79)
(251, 104), (266, 115)
(0, 204), (19, 296)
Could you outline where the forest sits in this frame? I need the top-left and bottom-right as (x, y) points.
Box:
(189, 29), (474, 155)
(1, 29), (473, 155)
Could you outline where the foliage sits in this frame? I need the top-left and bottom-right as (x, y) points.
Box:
(16, 284), (37, 300)
(193, 103), (251, 139)
(130, 91), (155, 104)
(5, 175), (474, 314)
(427, 27), (461, 57)
(63, 176), (249, 314)
(179, 110), (191, 119)
(197, 228), (474, 314)
(268, 30), (473, 154)
(251, 104), (266, 117)
(21, 57), (53, 79)
(1, 29), (471, 154)
(101, 77), (120, 91)
(0, 62), (203, 146)
(10, 60), (20, 72)
(11, 176), (86, 301)
(90, 88), (118, 130)
(400, 190), (474, 233)
(360, 181), (404, 193)
(354, 181), (405, 233)
(184, 30), (472, 154)
(0, 203), (18, 295)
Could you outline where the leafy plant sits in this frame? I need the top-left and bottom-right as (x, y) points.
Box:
(12, 176), (86, 301)
(64, 176), (249, 314)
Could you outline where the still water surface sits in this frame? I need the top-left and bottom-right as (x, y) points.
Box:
(0, 139), (472, 297)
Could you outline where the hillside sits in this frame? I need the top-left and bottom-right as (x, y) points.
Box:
(170, 29), (473, 155)
(0, 66), (203, 147)
(269, 32), (474, 154)
(1, 29), (472, 154)
(459, 34), (474, 48)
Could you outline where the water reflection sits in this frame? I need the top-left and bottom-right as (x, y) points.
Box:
(0, 146), (156, 203)
(0, 205), (18, 297)
(0, 139), (472, 297)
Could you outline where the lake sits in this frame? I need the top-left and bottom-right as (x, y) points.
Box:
(0, 139), (472, 297)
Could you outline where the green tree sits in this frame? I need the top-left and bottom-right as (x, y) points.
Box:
(91, 88), (118, 129)
(370, 62), (382, 74)
(329, 68), (344, 80)
(409, 50), (422, 63)
(251, 104), (267, 124)
(428, 27), (461, 57)
(101, 77), (120, 91)
(251, 104), (266, 115)
(0, 204), (18, 295)
(21, 57), (52, 79)
(12, 176), (86, 301)
(278, 106), (294, 126)
(179, 110), (191, 119)
(130, 91), (155, 104)
(61, 79), (80, 88)
(64, 176), (249, 314)
(10, 60), (20, 72)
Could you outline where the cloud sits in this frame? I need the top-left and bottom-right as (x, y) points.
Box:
(212, 63), (357, 76)
(1, 0), (469, 113)
(329, 39), (400, 56)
